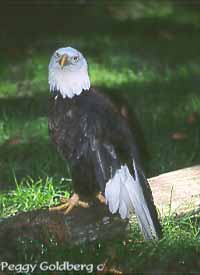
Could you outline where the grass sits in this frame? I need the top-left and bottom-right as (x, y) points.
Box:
(0, 177), (70, 217)
(0, 2), (200, 273)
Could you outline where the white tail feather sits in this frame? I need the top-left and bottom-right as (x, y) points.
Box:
(105, 163), (158, 239)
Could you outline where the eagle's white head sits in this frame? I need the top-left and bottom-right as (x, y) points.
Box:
(48, 47), (90, 99)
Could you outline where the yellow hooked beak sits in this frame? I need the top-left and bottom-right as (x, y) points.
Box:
(59, 54), (68, 69)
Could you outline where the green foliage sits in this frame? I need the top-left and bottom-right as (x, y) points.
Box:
(0, 177), (70, 217)
(0, 82), (17, 97)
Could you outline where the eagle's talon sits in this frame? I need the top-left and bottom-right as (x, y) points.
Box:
(96, 192), (106, 204)
(60, 197), (69, 204)
(50, 193), (89, 214)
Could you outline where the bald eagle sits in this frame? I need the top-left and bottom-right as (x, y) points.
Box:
(48, 47), (162, 240)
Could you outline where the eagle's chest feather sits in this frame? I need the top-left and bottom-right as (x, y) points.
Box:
(48, 93), (93, 161)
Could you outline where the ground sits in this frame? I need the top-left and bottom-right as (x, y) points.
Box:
(0, 2), (200, 274)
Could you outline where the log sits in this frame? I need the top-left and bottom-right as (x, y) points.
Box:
(0, 165), (200, 261)
(0, 204), (129, 263)
(149, 165), (200, 215)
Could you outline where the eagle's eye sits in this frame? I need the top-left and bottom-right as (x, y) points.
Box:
(55, 52), (61, 58)
(73, 56), (79, 62)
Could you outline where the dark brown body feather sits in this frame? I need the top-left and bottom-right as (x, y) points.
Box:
(48, 88), (162, 238)
(49, 89), (136, 195)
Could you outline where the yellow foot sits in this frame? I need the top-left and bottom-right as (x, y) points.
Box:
(96, 192), (106, 204)
(50, 193), (89, 215)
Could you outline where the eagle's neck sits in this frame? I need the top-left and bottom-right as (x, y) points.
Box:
(49, 69), (90, 99)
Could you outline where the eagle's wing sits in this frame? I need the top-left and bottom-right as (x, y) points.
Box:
(74, 91), (162, 240)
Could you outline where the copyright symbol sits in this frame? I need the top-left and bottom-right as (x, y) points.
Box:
(97, 263), (105, 272)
